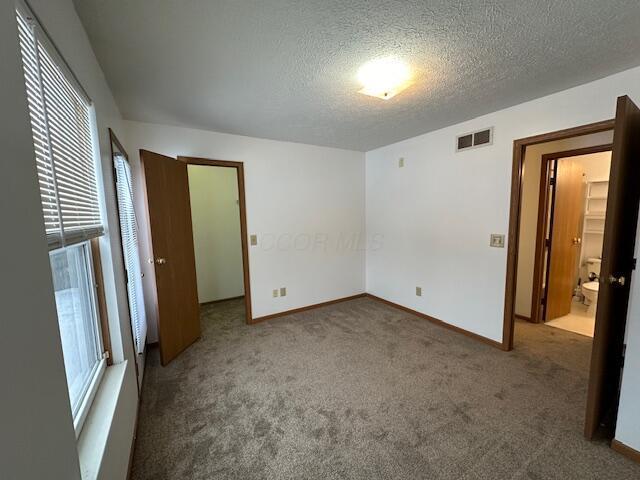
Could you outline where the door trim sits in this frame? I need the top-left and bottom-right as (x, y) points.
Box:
(502, 119), (614, 351)
(530, 144), (613, 324)
(178, 156), (253, 325)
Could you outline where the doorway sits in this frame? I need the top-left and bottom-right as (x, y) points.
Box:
(503, 95), (640, 441)
(533, 145), (613, 336)
(186, 163), (247, 308)
(140, 150), (252, 366)
(180, 156), (252, 324)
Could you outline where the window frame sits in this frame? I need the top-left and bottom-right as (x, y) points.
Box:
(49, 240), (108, 437)
(110, 129), (146, 371)
(16, 0), (111, 438)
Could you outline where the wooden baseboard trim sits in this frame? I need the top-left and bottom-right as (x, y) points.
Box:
(365, 294), (504, 350)
(126, 406), (139, 480)
(250, 293), (367, 324)
(515, 314), (532, 322)
(127, 348), (151, 480)
(200, 295), (244, 306)
(612, 439), (640, 464)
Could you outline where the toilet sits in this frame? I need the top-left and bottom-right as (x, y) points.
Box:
(582, 258), (601, 316)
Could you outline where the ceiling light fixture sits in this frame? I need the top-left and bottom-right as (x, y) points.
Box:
(357, 57), (412, 100)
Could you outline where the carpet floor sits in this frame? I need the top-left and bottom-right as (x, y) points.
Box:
(131, 297), (640, 479)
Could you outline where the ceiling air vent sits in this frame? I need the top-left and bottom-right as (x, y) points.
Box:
(456, 127), (493, 152)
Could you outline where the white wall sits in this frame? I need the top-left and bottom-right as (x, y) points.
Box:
(124, 121), (366, 339)
(188, 165), (244, 303)
(365, 66), (640, 451)
(616, 211), (640, 453)
(0, 0), (79, 476)
(515, 132), (613, 318)
(1, 1), (138, 478)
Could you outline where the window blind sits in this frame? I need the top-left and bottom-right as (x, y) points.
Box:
(114, 154), (147, 354)
(17, 7), (103, 250)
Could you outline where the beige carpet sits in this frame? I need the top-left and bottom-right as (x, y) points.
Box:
(131, 297), (640, 479)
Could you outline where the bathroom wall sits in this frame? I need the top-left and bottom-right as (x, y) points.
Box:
(188, 165), (245, 303)
(514, 131), (613, 319)
(572, 152), (612, 282)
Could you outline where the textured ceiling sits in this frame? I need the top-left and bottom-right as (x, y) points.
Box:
(74, 0), (640, 151)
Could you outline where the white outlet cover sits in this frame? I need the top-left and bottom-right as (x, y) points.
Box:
(272, 289), (279, 297)
(416, 286), (422, 296)
(280, 287), (287, 297)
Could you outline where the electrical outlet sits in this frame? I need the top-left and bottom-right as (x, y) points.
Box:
(280, 287), (287, 297)
(416, 286), (422, 296)
(399, 157), (405, 168)
(250, 234), (258, 246)
(272, 289), (279, 298)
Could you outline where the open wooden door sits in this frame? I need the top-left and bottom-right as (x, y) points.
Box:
(546, 159), (585, 320)
(585, 96), (640, 439)
(140, 150), (200, 365)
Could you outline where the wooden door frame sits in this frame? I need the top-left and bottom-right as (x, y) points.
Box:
(502, 119), (615, 350)
(529, 144), (613, 324)
(178, 156), (253, 325)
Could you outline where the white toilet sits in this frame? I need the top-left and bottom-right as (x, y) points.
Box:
(582, 258), (601, 317)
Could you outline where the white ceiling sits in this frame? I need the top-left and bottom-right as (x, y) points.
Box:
(74, 0), (640, 151)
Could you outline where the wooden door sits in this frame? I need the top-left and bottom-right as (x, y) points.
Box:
(546, 159), (585, 320)
(585, 96), (640, 439)
(140, 150), (200, 365)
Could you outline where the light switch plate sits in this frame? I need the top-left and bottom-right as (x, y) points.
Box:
(416, 286), (422, 296)
(272, 289), (279, 298)
(399, 157), (405, 168)
(280, 287), (287, 297)
(490, 234), (505, 248)
(250, 234), (257, 246)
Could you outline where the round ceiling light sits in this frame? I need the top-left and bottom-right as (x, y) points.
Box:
(357, 57), (412, 100)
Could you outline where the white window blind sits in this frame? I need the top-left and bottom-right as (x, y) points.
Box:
(17, 7), (103, 250)
(114, 154), (147, 354)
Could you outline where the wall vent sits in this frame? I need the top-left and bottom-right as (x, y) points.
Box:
(456, 127), (493, 152)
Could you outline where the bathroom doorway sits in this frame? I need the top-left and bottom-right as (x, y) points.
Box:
(533, 146), (612, 337)
(503, 94), (640, 442)
(512, 129), (614, 331)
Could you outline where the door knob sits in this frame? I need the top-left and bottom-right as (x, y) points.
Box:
(608, 275), (626, 286)
(155, 257), (167, 265)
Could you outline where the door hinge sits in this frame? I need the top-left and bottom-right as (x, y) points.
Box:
(545, 238), (551, 248)
(632, 258), (637, 270)
(549, 177), (556, 186)
(103, 350), (110, 360)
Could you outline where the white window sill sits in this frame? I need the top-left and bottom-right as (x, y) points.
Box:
(77, 361), (127, 480)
